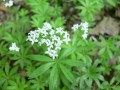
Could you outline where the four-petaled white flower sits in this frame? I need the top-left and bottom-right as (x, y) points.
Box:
(40, 29), (48, 37)
(80, 22), (88, 31)
(9, 42), (20, 52)
(38, 39), (46, 46)
(71, 24), (79, 31)
(56, 27), (64, 35)
(82, 33), (88, 39)
(51, 35), (59, 41)
(56, 39), (63, 45)
(27, 30), (39, 45)
(45, 39), (54, 48)
(63, 32), (70, 44)
(5, 0), (13, 7)
(83, 28), (88, 33)
(63, 37), (70, 44)
(50, 29), (55, 36)
(45, 48), (58, 59)
(55, 43), (61, 51)
(43, 22), (52, 30)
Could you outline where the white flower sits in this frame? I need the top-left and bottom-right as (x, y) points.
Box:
(43, 22), (52, 30)
(9, 42), (20, 52)
(80, 22), (88, 31)
(49, 29), (55, 36)
(63, 37), (70, 44)
(38, 39), (46, 46)
(5, 0), (13, 7)
(56, 27), (64, 35)
(27, 30), (39, 45)
(55, 43), (61, 50)
(82, 33), (88, 39)
(51, 35), (59, 41)
(83, 28), (88, 33)
(55, 46), (61, 51)
(72, 24), (79, 31)
(37, 28), (42, 34)
(64, 32), (70, 38)
(45, 39), (54, 48)
(56, 39), (63, 45)
(63, 32), (70, 44)
(40, 29), (48, 37)
(55, 36), (61, 42)
(80, 22), (89, 39)
(45, 48), (58, 59)
(72, 22), (89, 39)
(50, 50), (58, 60)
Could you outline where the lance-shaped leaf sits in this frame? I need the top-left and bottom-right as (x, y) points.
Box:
(49, 64), (59, 90)
(59, 47), (76, 59)
(29, 62), (54, 78)
(27, 54), (53, 62)
(59, 63), (75, 83)
(61, 59), (84, 67)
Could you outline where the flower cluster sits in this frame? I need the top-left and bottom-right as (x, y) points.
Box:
(4, 0), (13, 7)
(9, 42), (20, 52)
(27, 22), (70, 59)
(72, 22), (89, 39)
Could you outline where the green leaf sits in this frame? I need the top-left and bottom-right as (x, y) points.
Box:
(98, 48), (106, 55)
(72, 35), (78, 46)
(94, 78), (101, 87)
(107, 0), (116, 6)
(112, 86), (120, 90)
(110, 77), (115, 85)
(7, 86), (16, 90)
(49, 64), (59, 90)
(5, 63), (10, 75)
(60, 74), (71, 88)
(59, 63), (75, 83)
(61, 59), (84, 67)
(27, 55), (53, 62)
(79, 0), (86, 6)
(9, 66), (18, 76)
(6, 81), (17, 90)
(98, 74), (104, 81)
(115, 65), (120, 71)
(3, 33), (13, 42)
(107, 49), (113, 59)
(86, 78), (92, 88)
(29, 62), (54, 78)
(60, 47), (76, 59)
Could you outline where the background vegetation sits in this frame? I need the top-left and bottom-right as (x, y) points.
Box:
(0, 0), (120, 90)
